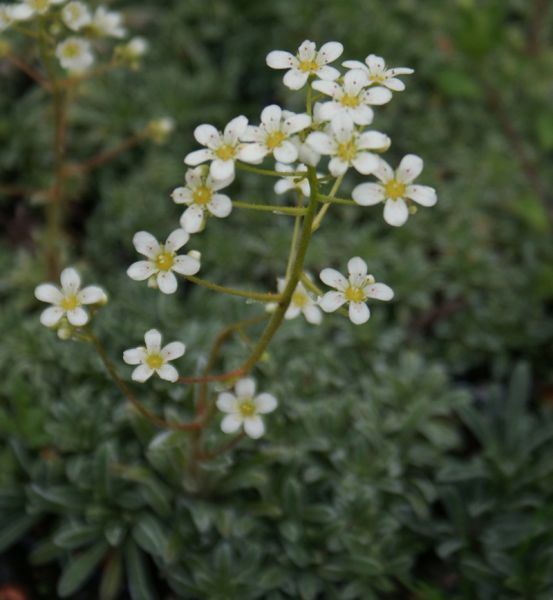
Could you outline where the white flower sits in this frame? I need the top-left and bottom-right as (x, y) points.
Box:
(313, 69), (392, 125)
(352, 155), (437, 227)
(306, 113), (390, 177)
(275, 278), (322, 324)
(123, 329), (185, 383)
(274, 162), (310, 197)
(184, 115), (249, 181)
(172, 166), (233, 233)
(56, 37), (94, 73)
(61, 1), (91, 32)
(127, 229), (201, 294)
(34, 267), (107, 328)
(126, 36), (148, 58)
(91, 6), (126, 38)
(0, 5), (14, 31)
(147, 117), (174, 144)
(239, 105), (311, 164)
(23, 0), (64, 17)
(319, 257), (393, 325)
(216, 378), (277, 439)
(266, 40), (343, 90)
(343, 54), (414, 92)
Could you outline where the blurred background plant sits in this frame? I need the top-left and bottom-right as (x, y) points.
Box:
(1, 0), (552, 598)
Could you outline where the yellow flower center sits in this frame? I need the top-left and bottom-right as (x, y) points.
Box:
(336, 140), (358, 162)
(155, 250), (174, 271)
(292, 291), (308, 308)
(345, 286), (365, 303)
(369, 73), (386, 83)
(60, 294), (80, 311)
(31, 0), (49, 11)
(298, 59), (318, 73)
(340, 94), (361, 108)
(192, 185), (212, 205)
(265, 130), (286, 149)
(215, 144), (235, 161)
(384, 179), (406, 200)
(146, 353), (164, 369)
(63, 42), (81, 59)
(239, 399), (256, 417)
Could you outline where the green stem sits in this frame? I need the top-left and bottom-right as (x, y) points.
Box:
(236, 163), (306, 178)
(312, 175), (344, 232)
(185, 275), (279, 302)
(285, 192), (304, 279)
(233, 201), (306, 216)
(317, 194), (356, 206)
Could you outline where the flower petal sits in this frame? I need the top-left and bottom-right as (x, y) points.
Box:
(184, 148), (213, 166)
(283, 68), (309, 90)
(306, 132), (334, 155)
(172, 255), (200, 276)
(373, 159), (394, 182)
(352, 152), (379, 175)
(180, 205), (205, 234)
(133, 231), (160, 258)
(145, 329), (161, 351)
(216, 392), (238, 414)
(236, 377), (256, 398)
(127, 260), (156, 281)
(366, 54), (385, 72)
(358, 131), (390, 150)
(66, 307), (88, 326)
(365, 283), (394, 301)
(343, 69), (368, 94)
(255, 393), (278, 414)
(223, 115), (248, 143)
(282, 113), (311, 135)
(77, 286), (106, 304)
(405, 184), (437, 207)
(132, 364), (154, 382)
(208, 194), (232, 218)
(319, 291), (346, 312)
(35, 283), (63, 304)
(123, 347), (146, 365)
(266, 50), (296, 69)
(260, 104), (282, 129)
(273, 140), (298, 163)
(316, 65), (340, 81)
(312, 79), (339, 97)
(347, 257), (368, 279)
(157, 364), (179, 382)
(239, 143), (268, 164)
(165, 228), (189, 252)
(352, 182), (385, 206)
(328, 157), (349, 176)
(363, 86), (392, 105)
(221, 414), (243, 434)
(317, 41), (343, 64)
(303, 304), (323, 325)
(61, 267), (81, 294)
(194, 124), (221, 148)
(383, 198), (409, 227)
(384, 77), (405, 92)
(342, 59), (366, 70)
(244, 416), (265, 439)
(396, 154), (423, 183)
(349, 301), (370, 325)
(161, 341), (185, 361)
(210, 158), (235, 181)
(40, 306), (64, 327)
(157, 271), (178, 294)
(320, 268), (348, 290)
(171, 186), (192, 205)
(350, 105), (374, 126)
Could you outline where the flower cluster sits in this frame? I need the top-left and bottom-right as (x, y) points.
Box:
(34, 40), (436, 442)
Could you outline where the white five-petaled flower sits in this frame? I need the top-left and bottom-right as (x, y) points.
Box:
(306, 113), (390, 177)
(352, 155), (437, 227)
(240, 105), (311, 165)
(91, 6), (126, 38)
(266, 40), (343, 90)
(123, 329), (184, 383)
(184, 116), (249, 181)
(127, 229), (200, 294)
(319, 257), (393, 325)
(343, 54), (414, 92)
(172, 166), (233, 233)
(34, 267), (107, 328)
(274, 162), (310, 197)
(61, 1), (91, 32)
(216, 378), (278, 439)
(277, 278), (322, 324)
(313, 69), (392, 126)
(56, 37), (94, 73)
(0, 3), (32, 30)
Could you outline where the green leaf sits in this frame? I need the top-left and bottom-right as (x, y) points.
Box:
(0, 513), (37, 552)
(100, 551), (124, 600)
(57, 541), (109, 597)
(132, 514), (168, 558)
(54, 523), (101, 549)
(125, 541), (156, 600)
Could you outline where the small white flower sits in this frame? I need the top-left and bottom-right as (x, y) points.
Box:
(34, 267), (107, 328)
(352, 155), (437, 227)
(172, 166), (233, 233)
(23, 0), (64, 17)
(147, 117), (174, 144)
(319, 257), (393, 325)
(239, 105), (311, 165)
(343, 54), (414, 92)
(306, 113), (389, 177)
(274, 162), (310, 197)
(266, 39), (343, 90)
(127, 229), (201, 294)
(91, 6), (126, 38)
(56, 37), (94, 73)
(216, 378), (278, 439)
(123, 329), (185, 383)
(126, 36), (148, 58)
(0, 5), (13, 31)
(61, 1), (91, 32)
(313, 69), (392, 125)
(275, 278), (322, 324)
(184, 115), (249, 181)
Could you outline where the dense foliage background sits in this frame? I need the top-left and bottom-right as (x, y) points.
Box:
(1, 0), (553, 598)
